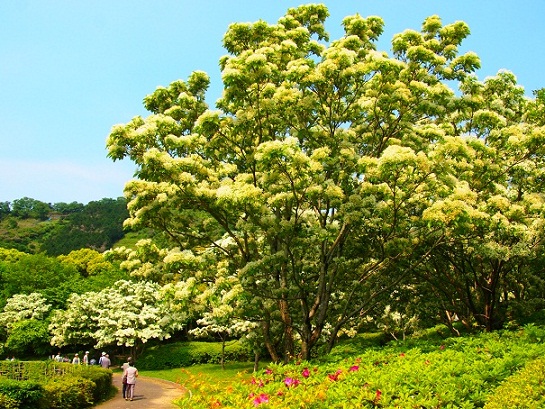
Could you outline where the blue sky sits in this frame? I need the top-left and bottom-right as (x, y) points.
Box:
(1, 0), (543, 205)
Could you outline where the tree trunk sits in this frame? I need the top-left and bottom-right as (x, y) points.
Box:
(221, 335), (226, 370)
(253, 351), (260, 372)
(279, 297), (294, 362)
(262, 318), (280, 362)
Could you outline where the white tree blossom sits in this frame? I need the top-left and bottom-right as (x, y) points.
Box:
(49, 280), (186, 355)
(0, 293), (51, 332)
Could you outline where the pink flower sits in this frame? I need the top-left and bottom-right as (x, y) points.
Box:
(302, 368), (310, 378)
(399, 353), (405, 357)
(349, 365), (359, 372)
(328, 369), (342, 381)
(375, 389), (382, 403)
(251, 378), (264, 387)
(284, 377), (300, 388)
(252, 393), (269, 406)
(264, 368), (273, 375)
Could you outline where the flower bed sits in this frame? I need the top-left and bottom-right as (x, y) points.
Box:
(177, 327), (545, 408)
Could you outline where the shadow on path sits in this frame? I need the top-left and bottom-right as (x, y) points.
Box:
(94, 372), (186, 408)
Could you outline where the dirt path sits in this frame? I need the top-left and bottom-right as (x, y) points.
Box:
(94, 372), (186, 408)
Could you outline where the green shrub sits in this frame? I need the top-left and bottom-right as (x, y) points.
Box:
(0, 379), (44, 409)
(137, 341), (252, 370)
(43, 377), (95, 409)
(0, 392), (19, 409)
(522, 323), (545, 343)
(412, 323), (453, 340)
(325, 332), (387, 361)
(78, 366), (112, 403)
(484, 358), (545, 408)
(0, 362), (112, 408)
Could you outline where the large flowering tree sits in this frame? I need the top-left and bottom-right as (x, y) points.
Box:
(106, 4), (545, 359)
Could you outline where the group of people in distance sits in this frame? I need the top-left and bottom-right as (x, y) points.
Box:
(53, 350), (108, 366)
(51, 351), (139, 401)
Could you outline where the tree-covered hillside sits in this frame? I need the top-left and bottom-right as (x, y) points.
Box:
(0, 197), (130, 255)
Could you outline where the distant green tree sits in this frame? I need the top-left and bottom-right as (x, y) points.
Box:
(5, 320), (51, 357)
(0, 248), (27, 263)
(51, 201), (84, 215)
(58, 249), (113, 277)
(11, 197), (51, 220)
(0, 253), (79, 309)
(0, 202), (10, 220)
(58, 249), (131, 293)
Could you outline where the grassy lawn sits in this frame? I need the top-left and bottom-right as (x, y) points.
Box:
(140, 362), (255, 386)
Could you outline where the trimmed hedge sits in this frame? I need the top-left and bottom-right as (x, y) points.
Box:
(0, 361), (112, 408)
(0, 379), (44, 409)
(78, 366), (112, 403)
(43, 377), (95, 409)
(137, 341), (252, 370)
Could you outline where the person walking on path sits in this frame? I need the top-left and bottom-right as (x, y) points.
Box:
(83, 351), (90, 365)
(100, 353), (111, 369)
(124, 361), (139, 401)
(121, 357), (133, 400)
(95, 372), (184, 408)
(72, 353), (80, 364)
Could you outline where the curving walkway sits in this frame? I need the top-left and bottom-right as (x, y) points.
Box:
(94, 372), (186, 409)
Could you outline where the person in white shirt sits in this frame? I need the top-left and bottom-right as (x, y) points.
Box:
(121, 357), (133, 399)
(100, 354), (111, 369)
(124, 361), (139, 401)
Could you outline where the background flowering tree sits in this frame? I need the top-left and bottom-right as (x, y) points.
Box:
(49, 280), (185, 357)
(0, 293), (51, 330)
(0, 293), (52, 357)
